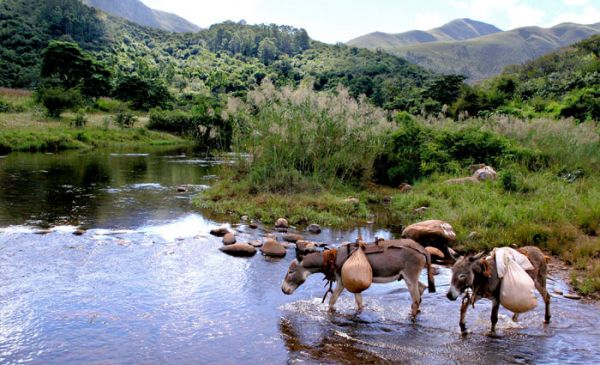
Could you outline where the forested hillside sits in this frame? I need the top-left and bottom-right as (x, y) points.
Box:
(0, 0), (448, 111)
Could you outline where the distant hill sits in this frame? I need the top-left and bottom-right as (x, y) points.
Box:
(82, 0), (200, 33)
(348, 20), (600, 81)
(347, 18), (502, 48)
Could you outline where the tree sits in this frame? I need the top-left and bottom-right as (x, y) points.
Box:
(114, 74), (173, 111)
(258, 38), (277, 64)
(294, 29), (310, 51)
(40, 41), (110, 98)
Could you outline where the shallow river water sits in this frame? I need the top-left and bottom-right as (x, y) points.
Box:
(1, 148), (599, 365)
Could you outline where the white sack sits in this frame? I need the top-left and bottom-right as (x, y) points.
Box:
(494, 247), (534, 278)
(500, 258), (538, 313)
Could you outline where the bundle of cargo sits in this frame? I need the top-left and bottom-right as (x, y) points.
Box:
(341, 243), (373, 293)
(402, 220), (456, 261)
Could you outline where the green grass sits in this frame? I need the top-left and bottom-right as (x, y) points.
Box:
(195, 175), (384, 227)
(0, 111), (191, 153)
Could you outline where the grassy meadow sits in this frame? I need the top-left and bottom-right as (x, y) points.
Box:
(0, 88), (190, 153)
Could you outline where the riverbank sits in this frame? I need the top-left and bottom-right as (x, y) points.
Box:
(0, 111), (191, 153)
(196, 171), (600, 295)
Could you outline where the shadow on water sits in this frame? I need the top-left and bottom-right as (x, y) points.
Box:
(1, 148), (600, 365)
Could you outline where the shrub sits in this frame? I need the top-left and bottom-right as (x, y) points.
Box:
(34, 87), (83, 118)
(0, 98), (10, 113)
(114, 109), (136, 128)
(72, 109), (87, 128)
(95, 97), (128, 113)
(114, 75), (173, 111)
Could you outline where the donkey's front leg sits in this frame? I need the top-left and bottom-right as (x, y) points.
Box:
(460, 298), (469, 335)
(328, 281), (345, 311)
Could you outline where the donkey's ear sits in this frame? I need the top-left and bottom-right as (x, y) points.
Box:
(469, 251), (485, 262)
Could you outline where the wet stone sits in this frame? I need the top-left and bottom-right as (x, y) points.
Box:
(222, 233), (236, 245)
(283, 233), (303, 243)
(210, 227), (230, 237)
(260, 239), (287, 258)
(219, 243), (257, 257)
(307, 224), (321, 234)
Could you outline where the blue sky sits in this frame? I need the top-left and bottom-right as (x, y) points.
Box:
(142, 0), (600, 43)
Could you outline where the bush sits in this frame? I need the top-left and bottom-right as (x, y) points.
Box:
(95, 97), (128, 113)
(374, 118), (528, 185)
(114, 109), (136, 128)
(148, 107), (230, 148)
(559, 88), (600, 123)
(114, 75), (173, 111)
(72, 109), (87, 128)
(35, 87), (83, 118)
(0, 98), (10, 113)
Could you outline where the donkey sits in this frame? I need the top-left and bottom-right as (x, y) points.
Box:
(446, 246), (551, 335)
(282, 239), (435, 320)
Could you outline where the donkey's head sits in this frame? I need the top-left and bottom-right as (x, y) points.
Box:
(446, 252), (489, 300)
(281, 252), (324, 295)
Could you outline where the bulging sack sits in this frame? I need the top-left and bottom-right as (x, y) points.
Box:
(341, 246), (373, 293)
(500, 258), (537, 313)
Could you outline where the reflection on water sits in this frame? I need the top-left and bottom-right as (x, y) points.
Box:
(1, 148), (600, 365)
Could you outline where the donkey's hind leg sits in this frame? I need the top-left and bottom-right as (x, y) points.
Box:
(354, 293), (364, 312)
(405, 273), (423, 322)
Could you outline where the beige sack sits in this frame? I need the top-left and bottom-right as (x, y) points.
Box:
(341, 246), (373, 293)
(500, 258), (537, 313)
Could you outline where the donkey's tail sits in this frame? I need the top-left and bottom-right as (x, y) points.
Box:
(426, 251), (436, 293)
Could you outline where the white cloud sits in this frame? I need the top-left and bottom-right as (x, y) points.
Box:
(413, 13), (444, 30)
(551, 4), (600, 25)
(563, 0), (589, 6)
(506, 3), (546, 29)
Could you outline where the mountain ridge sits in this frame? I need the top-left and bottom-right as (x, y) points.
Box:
(82, 0), (200, 33)
(347, 20), (600, 81)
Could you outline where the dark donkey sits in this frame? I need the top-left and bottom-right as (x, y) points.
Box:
(282, 239), (435, 320)
(446, 246), (551, 335)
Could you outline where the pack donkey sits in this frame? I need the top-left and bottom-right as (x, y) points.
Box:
(282, 239), (435, 320)
(446, 246), (551, 335)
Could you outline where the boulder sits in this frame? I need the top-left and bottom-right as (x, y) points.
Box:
(249, 222), (258, 229)
(176, 186), (188, 193)
(307, 224), (322, 234)
(210, 227), (230, 237)
(222, 233), (236, 245)
(473, 166), (497, 181)
(260, 239), (287, 258)
(398, 183), (412, 193)
(343, 197), (360, 205)
(425, 246), (445, 258)
(402, 220), (457, 244)
(275, 218), (289, 229)
(283, 233), (303, 243)
(219, 243), (257, 257)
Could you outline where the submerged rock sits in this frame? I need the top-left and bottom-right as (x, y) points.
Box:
(248, 240), (263, 248)
(222, 233), (236, 245)
(296, 240), (317, 253)
(219, 243), (257, 257)
(307, 224), (322, 234)
(260, 239), (287, 258)
(249, 223), (258, 229)
(210, 227), (230, 237)
(283, 233), (303, 243)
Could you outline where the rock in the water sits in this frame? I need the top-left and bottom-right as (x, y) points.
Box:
(210, 227), (230, 237)
(307, 224), (321, 234)
(222, 233), (236, 245)
(35, 229), (53, 235)
(219, 243), (257, 257)
(260, 239), (287, 258)
(283, 233), (303, 243)
(249, 222), (258, 229)
(275, 218), (289, 229)
(176, 186), (188, 193)
(425, 246), (445, 258)
(264, 233), (276, 240)
(398, 183), (412, 193)
(472, 166), (497, 181)
(553, 289), (564, 295)
(73, 229), (86, 236)
(296, 240), (317, 253)
(248, 240), (263, 248)
(564, 293), (582, 300)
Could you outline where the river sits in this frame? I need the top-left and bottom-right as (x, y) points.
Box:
(1, 148), (599, 364)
